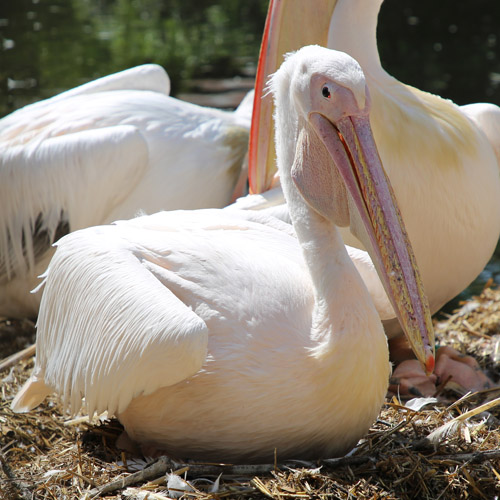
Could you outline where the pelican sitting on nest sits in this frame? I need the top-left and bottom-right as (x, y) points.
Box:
(0, 64), (251, 319)
(12, 46), (434, 462)
(246, 0), (500, 395)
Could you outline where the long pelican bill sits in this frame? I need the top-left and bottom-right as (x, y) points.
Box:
(309, 111), (435, 374)
(249, 0), (337, 194)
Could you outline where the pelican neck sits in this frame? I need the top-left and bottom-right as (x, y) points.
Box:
(273, 100), (368, 348)
(328, 0), (387, 81)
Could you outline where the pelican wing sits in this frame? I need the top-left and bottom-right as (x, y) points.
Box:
(229, 186), (286, 212)
(0, 66), (170, 130)
(55, 64), (171, 98)
(28, 221), (209, 417)
(0, 125), (149, 281)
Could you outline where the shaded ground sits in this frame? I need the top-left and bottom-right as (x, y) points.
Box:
(0, 318), (36, 361)
(0, 288), (499, 500)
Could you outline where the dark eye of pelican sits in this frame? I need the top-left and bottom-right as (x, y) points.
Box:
(322, 85), (331, 99)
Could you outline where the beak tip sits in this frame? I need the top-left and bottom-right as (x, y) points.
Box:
(425, 348), (435, 376)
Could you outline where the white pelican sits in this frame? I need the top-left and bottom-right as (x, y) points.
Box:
(0, 64), (252, 319)
(12, 46), (434, 462)
(248, 0), (500, 394)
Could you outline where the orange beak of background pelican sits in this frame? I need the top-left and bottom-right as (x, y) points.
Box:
(248, 0), (338, 194)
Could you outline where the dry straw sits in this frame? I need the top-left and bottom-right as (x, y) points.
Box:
(1, 286), (499, 499)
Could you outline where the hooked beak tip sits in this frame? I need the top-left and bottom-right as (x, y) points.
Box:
(425, 348), (435, 376)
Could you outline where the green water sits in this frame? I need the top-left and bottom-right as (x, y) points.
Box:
(1, 0), (500, 307)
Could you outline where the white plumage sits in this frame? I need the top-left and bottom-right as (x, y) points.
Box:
(12, 46), (433, 463)
(0, 64), (251, 318)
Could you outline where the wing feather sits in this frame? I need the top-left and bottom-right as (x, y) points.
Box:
(31, 224), (208, 417)
(0, 67), (170, 134)
(0, 126), (149, 281)
(56, 64), (170, 98)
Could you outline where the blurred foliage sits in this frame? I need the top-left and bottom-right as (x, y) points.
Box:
(108, 0), (268, 92)
(0, 0), (499, 116)
(0, 0), (268, 114)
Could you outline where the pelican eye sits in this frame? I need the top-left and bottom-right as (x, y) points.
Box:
(322, 85), (332, 99)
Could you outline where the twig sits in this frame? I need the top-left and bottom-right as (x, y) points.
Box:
(86, 457), (173, 497)
(428, 449), (500, 464)
(461, 466), (488, 500)
(461, 320), (492, 340)
(320, 455), (374, 468)
(433, 375), (453, 398)
(0, 344), (36, 372)
(252, 476), (274, 497)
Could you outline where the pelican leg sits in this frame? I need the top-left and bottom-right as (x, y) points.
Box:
(389, 359), (437, 397)
(388, 338), (494, 397)
(434, 345), (494, 393)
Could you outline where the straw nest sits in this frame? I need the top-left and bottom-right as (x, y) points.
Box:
(1, 286), (499, 500)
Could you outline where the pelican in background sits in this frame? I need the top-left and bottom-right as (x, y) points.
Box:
(12, 46), (434, 462)
(248, 0), (500, 394)
(0, 64), (252, 319)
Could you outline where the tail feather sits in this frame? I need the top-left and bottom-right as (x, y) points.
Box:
(11, 376), (51, 413)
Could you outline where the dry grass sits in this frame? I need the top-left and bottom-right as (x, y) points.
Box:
(1, 288), (499, 500)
